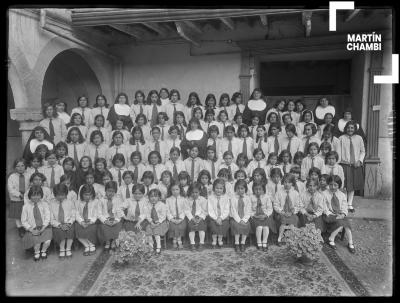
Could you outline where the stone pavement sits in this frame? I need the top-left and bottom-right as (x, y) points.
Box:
(5, 196), (393, 296)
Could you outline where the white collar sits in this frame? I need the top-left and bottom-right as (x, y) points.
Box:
(185, 129), (204, 141)
(247, 99), (267, 111)
(114, 103), (130, 115)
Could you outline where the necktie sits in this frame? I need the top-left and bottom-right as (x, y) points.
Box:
(212, 139), (216, 151)
(135, 200), (140, 220)
(275, 183), (278, 194)
(228, 140), (232, 154)
(251, 126), (254, 138)
(100, 107), (103, 117)
(258, 139), (262, 150)
(139, 104), (143, 114)
(228, 165), (232, 177)
(33, 202), (43, 228)
(294, 181), (299, 192)
(242, 138), (247, 157)
(173, 163), (178, 180)
(151, 103), (158, 127)
(161, 126), (165, 141)
(175, 197), (179, 219)
(208, 161), (214, 180)
(73, 143), (79, 167)
(207, 123), (210, 134)
(50, 166), (55, 189)
(107, 199), (114, 218)
(49, 118), (55, 141)
(146, 185), (149, 194)
(217, 197), (221, 217)
(180, 125), (184, 140)
(173, 139), (176, 148)
(136, 141), (140, 152)
(283, 164), (287, 174)
(35, 168), (39, 174)
(257, 161), (261, 168)
(304, 137), (310, 154)
(151, 204), (159, 222)
(331, 192), (341, 214)
(191, 158), (195, 181)
(256, 197), (263, 215)
(287, 137), (292, 153)
(82, 108), (85, 123)
(58, 202), (65, 224)
(236, 104), (240, 116)
(115, 146), (119, 155)
(118, 169), (122, 186)
(311, 157), (315, 168)
(95, 146), (99, 161)
(19, 173), (25, 194)
(349, 136), (356, 164)
(133, 166), (138, 183)
(192, 199), (196, 216)
(126, 185), (130, 198)
(153, 165), (158, 183)
(330, 166), (334, 175)
(238, 196), (244, 219)
(310, 194), (316, 211)
(83, 201), (89, 222)
(155, 140), (160, 153)
(173, 104), (177, 118)
(277, 112), (282, 124)
(284, 191), (293, 213)
(274, 136), (279, 154)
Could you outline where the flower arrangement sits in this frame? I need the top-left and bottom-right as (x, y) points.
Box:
(112, 230), (154, 266)
(283, 223), (324, 261)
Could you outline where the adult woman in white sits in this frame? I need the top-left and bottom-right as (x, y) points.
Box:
(242, 88), (269, 126)
(107, 93), (133, 131)
(180, 118), (208, 160)
(313, 97), (337, 125)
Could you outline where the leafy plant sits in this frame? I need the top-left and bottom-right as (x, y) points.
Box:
(283, 223), (324, 261)
(112, 230), (154, 266)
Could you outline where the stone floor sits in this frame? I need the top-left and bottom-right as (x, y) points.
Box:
(5, 197), (393, 296)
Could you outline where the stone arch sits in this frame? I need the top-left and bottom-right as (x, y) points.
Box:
(8, 60), (29, 108)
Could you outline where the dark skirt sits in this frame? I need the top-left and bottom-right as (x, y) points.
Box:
(145, 220), (169, 236)
(341, 163), (364, 191)
(230, 218), (251, 235)
(251, 216), (277, 234)
(276, 213), (299, 227)
(187, 218), (207, 232)
(98, 222), (123, 243)
(323, 214), (352, 233)
(22, 227), (53, 250)
(124, 220), (149, 232)
(299, 213), (325, 232)
(9, 200), (23, 219)
(168, 219), (188, 238)
(52, 224), (75, 244)
(74, 222), (98, 244)
(209, 218), (230, 236)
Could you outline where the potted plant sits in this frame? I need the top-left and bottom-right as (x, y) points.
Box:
(283, 223), (324, 265)
(112, 230), (154, 267)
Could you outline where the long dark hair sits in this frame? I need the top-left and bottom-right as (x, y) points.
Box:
(129, 126), (146, 145)
(93, 94), (109, 108)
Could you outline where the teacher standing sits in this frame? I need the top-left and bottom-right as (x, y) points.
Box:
(242, 88), (270, 125)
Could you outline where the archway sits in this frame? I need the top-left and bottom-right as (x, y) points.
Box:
(41, 49), (102, 114)
(7, 81), (22, 175)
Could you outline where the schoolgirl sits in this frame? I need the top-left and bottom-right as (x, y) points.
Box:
(220, 125), (241, 161)
(124, 184), (150, 233)
(264, 112), (281, 135)
(135, 113), (152, 142)
(202, 145), (221, 182)
(66, 127), (87, 169)
(145, 151), (165, 185)
(157, 170), (173, 201)
(236, 153), (251, 180)
(297, 110), (316, 137)
(197, 170), (213, 199)
(141, 171), (158, 196)
(299, 179), (325, 231)
(317, 113), (339, 139)
(282, 99), (300, 126)
(279, 150), (293, 175)
(145, 126), (169, 164)
(86, 130), (108, 165)
(178, 171), (191, 197)
(185, 92), (203, 123)
(238, 124), (254, 161)
(87, 114), (110, 146)
(217, 168), (235, 198)
(155, 112), (170, 142)
(207, 125), (222, 160)
(319, 141), (332, 160)
(204, 93), (217, 112)
(146, 90), (164, 128)
(248, 116), (261, 141)
(127, 151), (146, 184)
(232, 112), (245, 134)
(266, 167), (283, 198)
(106, 131), (130, 168)
(67, 113), (88, 139)
(321, 125), (341, 159)
(165, 125), (182, 155)
(26, 152), (45, 181)
(93, 158), (110, 185)
(39, 102), (67, 144)
(71, 96), (92, 127)
(24, 172), (52, 205)
(295, 99), (306, 121)
(159, 88), (171, 107)
(165, 147), (186, 181)
(174, 111), (187, 140)
(266, 122), (282, 155)
(247, 148), (267, 177)
(265, 99), (286, 125)
(41, 150), (64, 190)
(128, 126), (147, 162)
(117, 170), (135, 206)
(164, 89), (184, 122)
(289, 165), (306, 195)
(247, 167), (267, 196)
(229, 92), (245, 117)
(54, 100), (70, 125)
(253, 125), (269, 157)
(203, 108), (218, 135)
(91, 94), (110, 130)
(301, 123), (321, 154)
(265, 152), (283, 182)
(216, 110), (231, 139)
(109, 153), (127, 187)
(130, 90), (149, 125)
(183, 145), (203, 182)
(219, 151), (239, 178)
(55, 141), (68, 166)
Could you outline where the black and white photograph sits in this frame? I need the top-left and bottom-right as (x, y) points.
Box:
(6, 5), (394, 296)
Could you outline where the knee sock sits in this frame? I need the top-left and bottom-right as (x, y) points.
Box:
(66, 239), (73, 251)
(218, 235), (223, 245)
(16, 219), (22, 228)
(105, 240), (110, 247)
(41, 240), (51, 252)
(256, 226), (262, 245)
(87, 240), (95, 248)
(78, 238), (89, 248)
(234, 234), (240, 244)
(177, 237), (182, 245)
(148, 236), (154, 248)
(347, 191), (355, 207)
(278, 225), (285, 242)
(199, 231), (205, 244)
(329, 227), (343, 242)
(172, 238), (177, 245)
(212, 234), (217, 245)
(262, 227), (270, 245)
(345, 227), (354, 246)
(189, 232), (195, 245)
(34, 244), (41, 254)
(241, 235), (247, 245)
(155, 235), (161, 249)
(60, 239), (66, 252)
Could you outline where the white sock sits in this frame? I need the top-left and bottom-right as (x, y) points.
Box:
(189, 232), (195, 245)
(347, 191), (355, 207)
(199, 231), (205, 244)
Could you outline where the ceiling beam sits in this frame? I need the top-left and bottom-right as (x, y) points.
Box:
(141, 22), (169, 36)
(302, 11), (312, 37)
(220, 17), (235, 30)
(182, 20), (202, 34)
(344, 9), (361, 22)
(259, 15), (268, 27)
(175, 21), (200, 47)
(109, 24), (143, 39)
(71, 8), (328, 27)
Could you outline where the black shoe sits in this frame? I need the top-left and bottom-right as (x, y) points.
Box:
(256, 244), (261, 250)
(327, 241), (337, 250)
(197, 244), (204, 251)
(211, 244), (217, 249)
(190, 244), (196, 251)
(263, 245), (268, 252)
(217, 243), (223, 249)
(18, 227), (25, 238)
(340, 231), (345, 241)
(277, 241), (283, 247)
(348, 207), (355, 213)
(234, 244), (240, 252)
(347, 244), (356, 254)
(240, 244), (245, 252)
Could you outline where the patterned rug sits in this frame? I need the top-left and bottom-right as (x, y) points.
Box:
(74, 245), (356, 296)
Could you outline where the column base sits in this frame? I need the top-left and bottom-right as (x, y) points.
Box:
(363, 158), (381, 197)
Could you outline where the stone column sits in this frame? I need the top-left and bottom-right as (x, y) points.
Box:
(10, 108), (43, 147)
(363, 52), (383, 197)
(240, 50), (252, 104)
